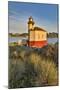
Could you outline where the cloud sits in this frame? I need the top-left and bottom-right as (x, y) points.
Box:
(8, 11), (58, 33)
(8, 10), (34, 33)
(8, 15), (28, 33)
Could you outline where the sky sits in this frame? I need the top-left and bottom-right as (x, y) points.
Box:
(8, 1), (58, 33)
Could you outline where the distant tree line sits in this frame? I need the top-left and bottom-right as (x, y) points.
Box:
(47, 32), (58, 38)
(9, 32), (58, 38)
(9, 33), (28, 37)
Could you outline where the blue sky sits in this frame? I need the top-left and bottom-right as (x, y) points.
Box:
(8, 1), (58, 33)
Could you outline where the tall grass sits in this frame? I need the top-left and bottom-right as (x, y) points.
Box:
(9, 44), (58, 88)
(26, 52), (58, 86)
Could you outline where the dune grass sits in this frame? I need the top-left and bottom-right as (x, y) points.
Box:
(9, 44), (58, 88)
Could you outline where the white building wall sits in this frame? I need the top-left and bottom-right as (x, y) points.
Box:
(29, 30), (35, 41)
(35, 30), (47, 41)
(29, 30), (47, 41)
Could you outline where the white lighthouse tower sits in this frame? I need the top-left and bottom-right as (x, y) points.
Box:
(28, 16), (34, 30)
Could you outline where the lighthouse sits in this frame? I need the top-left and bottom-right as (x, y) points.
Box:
(28, 16), (48, 48)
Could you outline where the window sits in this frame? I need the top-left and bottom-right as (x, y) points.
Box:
(42, 34), (44, 38)
(38, 33), (40, 39)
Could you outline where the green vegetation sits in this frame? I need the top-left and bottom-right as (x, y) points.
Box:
(9, 43), (58, 88)
(9, 42), (18, 46)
